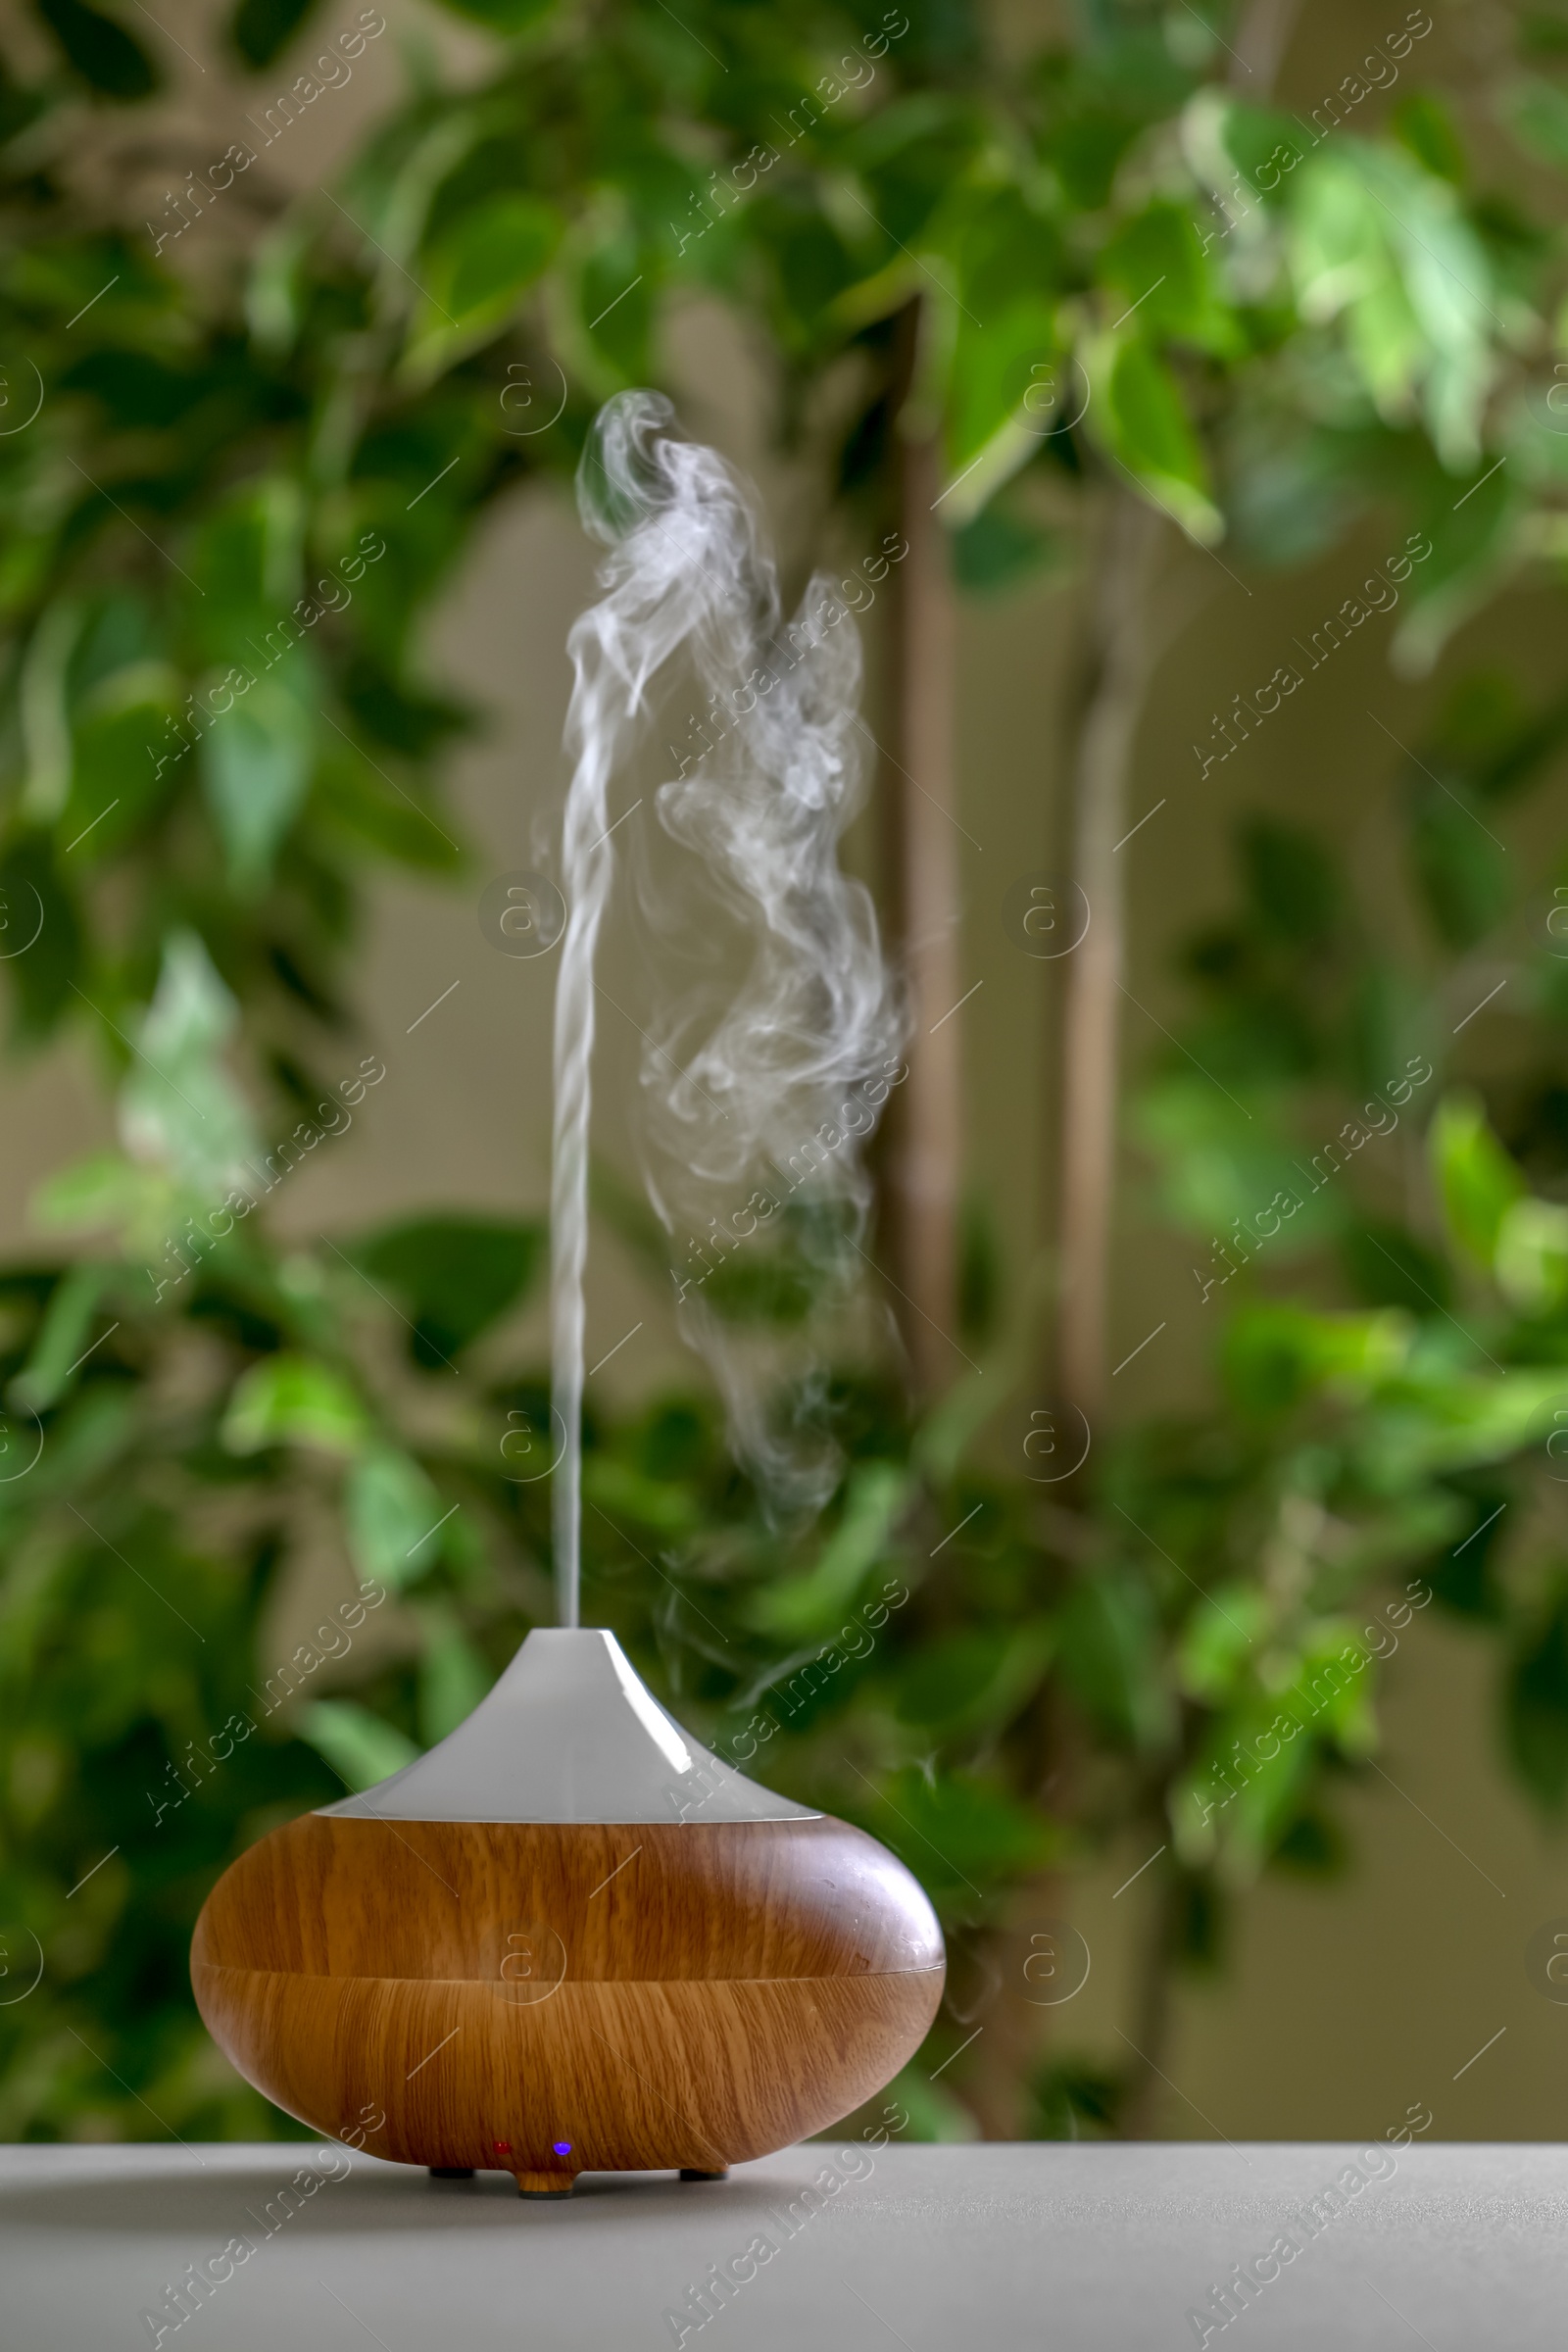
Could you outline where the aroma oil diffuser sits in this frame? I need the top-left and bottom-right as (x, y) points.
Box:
(191, 1628), (944, 2194)
(193, 397), (946, 2192)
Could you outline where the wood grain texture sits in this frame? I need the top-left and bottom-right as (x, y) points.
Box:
(192, 1814), (944, 2186)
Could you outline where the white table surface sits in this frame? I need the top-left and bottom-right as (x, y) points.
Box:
(3, 2139), (1565, 2349)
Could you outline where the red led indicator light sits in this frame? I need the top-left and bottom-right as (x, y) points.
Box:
(492, 2139), (512, 2155)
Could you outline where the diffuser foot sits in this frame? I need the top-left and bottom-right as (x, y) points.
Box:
(428, 2167), (474, 2180)
(680, 2168), (728, 2181)
(514, 2171), (575, 2198)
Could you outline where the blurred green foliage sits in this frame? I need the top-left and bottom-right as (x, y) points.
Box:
(2, 0), (1568, 2148)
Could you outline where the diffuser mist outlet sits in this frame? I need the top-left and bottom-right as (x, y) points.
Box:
(190, 1629), (945, 2197)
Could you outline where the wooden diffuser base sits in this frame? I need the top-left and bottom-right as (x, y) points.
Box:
(191, 1634), (944, 2195)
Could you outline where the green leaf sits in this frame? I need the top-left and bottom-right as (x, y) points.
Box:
(313, 730), (465, 870)
(222, 1354), (370, 1457)
(1426, 1492), (1509, 1619)
(574, 232), (655, 384)
(10, 1262), (117, 1412)
(1041, 86), (1148, 214)
(1429, 1092), (1524, 1267)
(1057, 1569), (1175, 1755)
(1272, 1809), (1349, 1879)
(1408, 783), (1509, 948)
(1175, 1588), (1270, 1704)
(1221, 1303), (1411, 1417)
(1097, 202), (1227, 353)
(1494, 1198), (1568, 1313)
(1132, 1077), (1330, 1248)
(229, 0), (318, 70)
(30, 1149), (159, 1242)
(1095, 340), (1220, 543)
(1289, 147), (1494, 471)
(1278, 1626), (1378, 1755)
(118, 932), (260, 1200)
(751, 1461), (910, 1637)
(1219, 97), (1310, 195)
(62, 665), (182, 867)
(1358, 1367), (1562, 1484)
(951, 503), (1058, 595)
(1390, 91), (1465, 183)
(246, 218), (313, 357)
(1238, 817), (1343, 944)
(1502, 72), (1568, 169)
(201, 672), (314, 893)
(1341, 1222), (1452, 1314)
(1026, 2058), (1121, 2141)
(0, 832), (80, 1042)
(417, 1608), (495, 1742)
(21, 600), (83, 823)
(1172, 1706), (1317, 1872)
(296, 1699), (419, 1791)
(345, 1447), (445, 1588)
(402, 194), (561, 386)
(932, 187), (1063, 507)
(186, 478), (304, 651)
(581, 1456), (698, 1537)
(347, 1215), (544, 1367)
(882, 2064), (981, 2143)
(893, 1622), (1054, 1730)
(865, 1767), (1061, 1897)
(32, 0), (158, 98)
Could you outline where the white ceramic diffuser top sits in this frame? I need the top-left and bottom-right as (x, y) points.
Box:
(318, 1627), (820, 1825)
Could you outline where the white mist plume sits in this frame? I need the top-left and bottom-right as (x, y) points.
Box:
(551, 390), (903, 1626)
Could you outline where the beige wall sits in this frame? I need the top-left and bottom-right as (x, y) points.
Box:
(7, 0), (1568, 2140)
